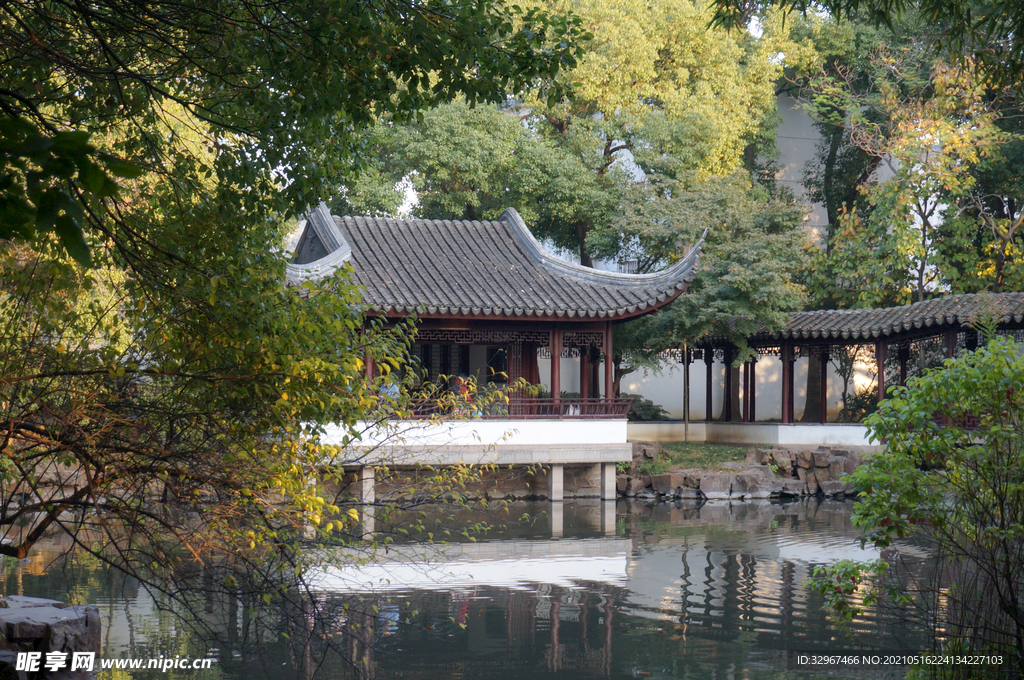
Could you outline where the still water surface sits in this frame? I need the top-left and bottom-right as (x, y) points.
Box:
(13, 499), (923, 679)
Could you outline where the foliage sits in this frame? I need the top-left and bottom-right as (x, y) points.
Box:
(0, 0), (587, 264)
(812, 336), (1024, 675)
(621, 393), (670, 422)
(709, 0), (1024, 94)
(607, 173), (809, 361)
(802, 49), (1008, 306)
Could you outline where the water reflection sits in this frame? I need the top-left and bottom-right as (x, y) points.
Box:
(9, 499), (923, 679)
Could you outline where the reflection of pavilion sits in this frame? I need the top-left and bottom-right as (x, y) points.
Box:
(289, 204), (703, 501)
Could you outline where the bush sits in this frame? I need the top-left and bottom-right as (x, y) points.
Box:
(621, 392), (669, 421)
(813, 336), (1024, 678)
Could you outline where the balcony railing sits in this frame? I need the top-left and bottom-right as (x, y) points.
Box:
(404, 397), (633, 420)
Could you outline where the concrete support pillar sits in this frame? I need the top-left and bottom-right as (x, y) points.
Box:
(548, 463), (564, 501)
(357, 466), (375, 537)
(601, 499), (616, 536)
(600, 462), (616, 501)
(550, 500), (564, 538)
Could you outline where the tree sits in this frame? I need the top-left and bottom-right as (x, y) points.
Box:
(813, 333), (1024, 677)
(598, 171), (809, 364)
(0, 0), (587, 266)
(0, 1), (590, 671)
(710, 0), (1024, 94)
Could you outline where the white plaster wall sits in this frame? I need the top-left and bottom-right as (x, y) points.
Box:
(621, 354), (876, 422)
(328, 419), (627, 448)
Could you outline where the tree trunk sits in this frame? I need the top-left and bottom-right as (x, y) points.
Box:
(801, 352), (822, 422)
(576, 221), (593, 268)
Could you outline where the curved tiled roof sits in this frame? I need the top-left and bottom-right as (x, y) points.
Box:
(288, 204), (704, 321)
(721, 293), (1024, 344)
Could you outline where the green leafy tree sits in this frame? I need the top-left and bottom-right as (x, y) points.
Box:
(812, 334), (1024, 677)
(600, 171), (809, 365)
(0, 0), (587, 265)
(710, 0), (1024, 94)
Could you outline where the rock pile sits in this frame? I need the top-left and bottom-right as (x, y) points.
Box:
(618, 446), (866, 501)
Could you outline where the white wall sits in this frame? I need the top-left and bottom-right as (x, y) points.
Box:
(621, 354), (876, 422)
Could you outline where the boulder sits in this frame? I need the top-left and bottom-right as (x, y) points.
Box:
(829, 457), (847, 480)
(771, 450), (792, 474)
(627, 478), (647, 497)
(649, 473), (686, 496)
(781, 479), (806, 496)
(813, 449), (831, 467)
(819, 480), (847, 497)
(814, 466), (831, 484)
(699, 473), (733, 500)
(795, 450), (814, 469)
(733, 472), (773, 499)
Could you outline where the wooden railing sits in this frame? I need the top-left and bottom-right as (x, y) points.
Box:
(404, 397), (633, 420)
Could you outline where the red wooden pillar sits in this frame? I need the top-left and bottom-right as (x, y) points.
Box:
(742, 361), (751, 422)
(705, 349), (714, 422)
(876, 340), (888, 403)
(945, 328), (957, 359)
(781, 343), (793, 424)
(723, 347), (734, 422)
(898, 343), (909, 386)
(749, 357), (757, 422)
(580, 351), (590, 399)
(550, 329), (562, 406)
(819, 347), (829, 424)
(603, 321), (614, 399)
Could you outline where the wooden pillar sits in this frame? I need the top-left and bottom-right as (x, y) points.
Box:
(591, 348), (601, 398)
(550, 328), (562, 405)
(603, 321), (614, 399)
(705, 349), (714, 422)
(819, 347), (829, 424)
(723, 347), (734, 422)
(364, 353), (375, 380)
(580, 351), (590, 399)
(898, 343), (909, 386)
(749, 357), (757, 423)
(945, 328), (957, 359)
(781, 343), (793, 424)
(876, 340), (887, 403)
(742, 361), (751, 422)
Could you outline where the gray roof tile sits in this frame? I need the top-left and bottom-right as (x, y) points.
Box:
(288, 204), (703, 320)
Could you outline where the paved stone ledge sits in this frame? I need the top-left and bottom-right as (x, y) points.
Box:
(356, 443), (632, 467)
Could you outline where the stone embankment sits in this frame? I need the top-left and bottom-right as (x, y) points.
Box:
(619, 442), (867, 502)
(0, 595), (100, 678)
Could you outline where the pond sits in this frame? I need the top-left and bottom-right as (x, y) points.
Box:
(11, 499), (927, 679)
